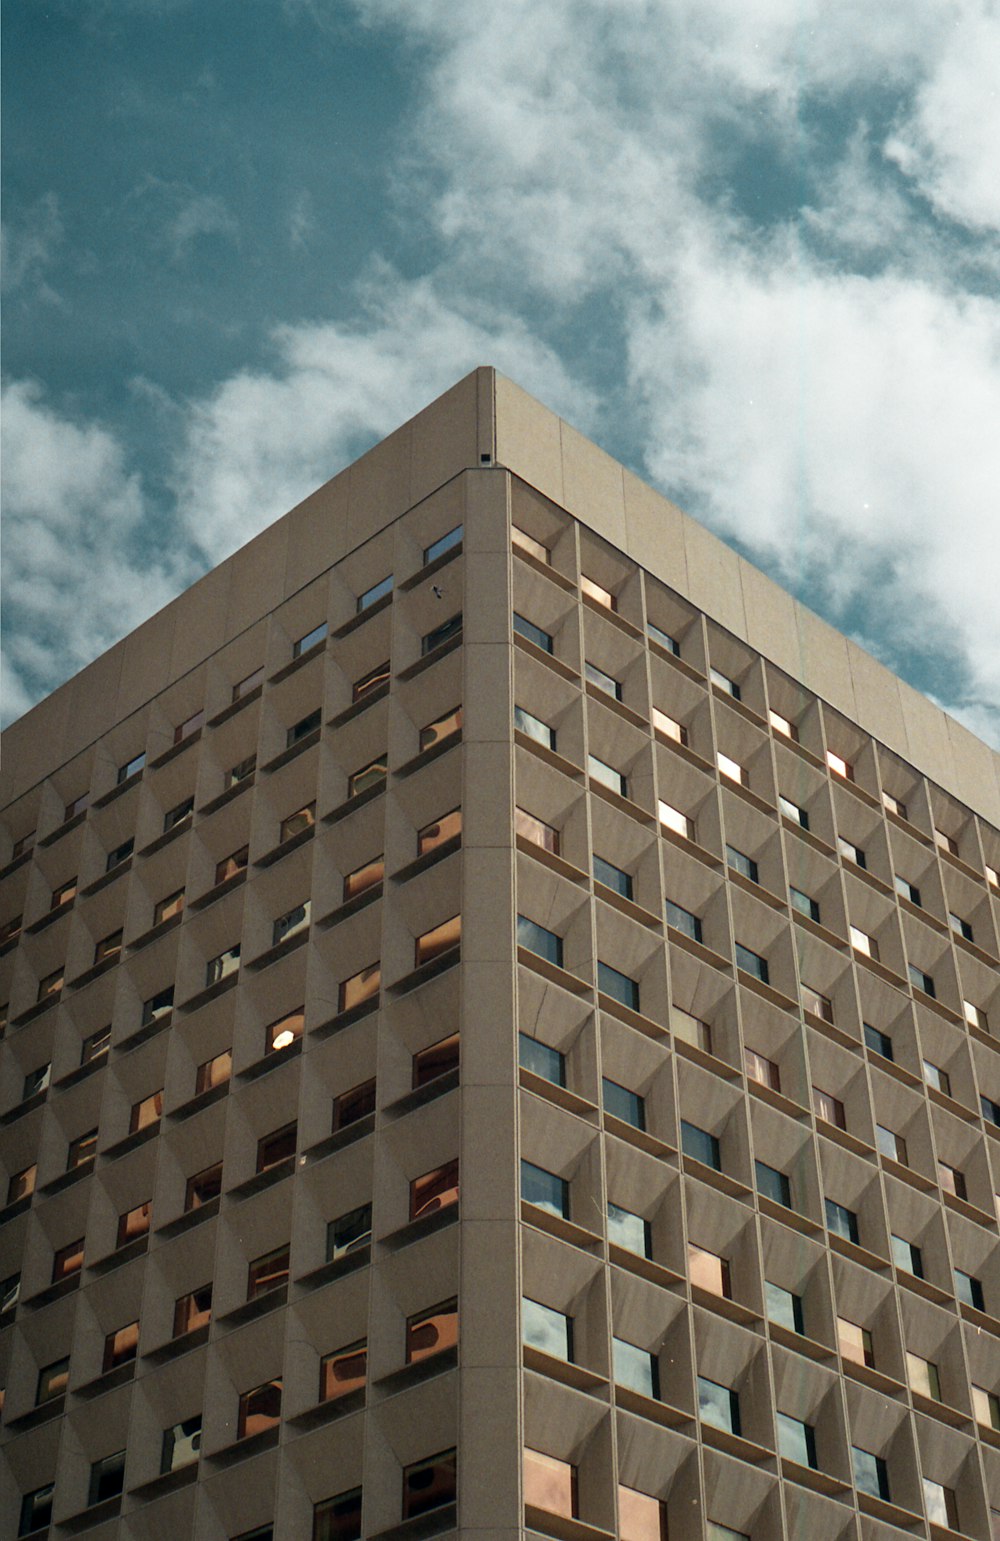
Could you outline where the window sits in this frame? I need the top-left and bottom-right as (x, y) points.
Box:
(338, 962), (380, 1012)
(618, 1487), (667, 1541)
(67, 1129), (97, 1168)
(864, 1023), (893, 1060)
(608, 1202), (651, 1257)
(523, 1296), (573, 1360)
(51, 876), (77, 908)
(2, 1274), (20, 1313)
(82, 1027), (110, 1063)
(320, 1342), (367, 1402)
(652, 705), (686, 743)
(232, 666), (263, 701)
(756, 1161), (791, 1208)
(401, 1448), (456, 1518)
(938, 1161), (966, 1200)
(206, 944), (240, 985)
(164, 795), (194, 831)
(891, 1234), (923, 1278)
(280, 803), (315, 842)
(966, 1000), (988, 1030)
(332, 1080), (377, 1133)
(588, 753), (627, 796)
(876, 1125), (907, 1164)
(955, 1269), (985, 1310)
(801, 985), (833, 1022)
(709, 666), (740, 700)
(0, 914), (22, 945)
(18, 1486), (54, 1536)
(512, 526), (550, 563)
(614, 1338), (659, 1399)
(658, 798), (691, 839)
(598, 960), (640, 1010)
(790, 887), (820, 923)
(666, 899), (702, 942)
(293, 621), (327, 657)
(513, 612), (553, 652)
(581, 574), (615, 609)
(514, 705), (555, 749)
(326, 1205), (372, 1261)
(37, 967), (64, 1001)
(681, 1120), (721, 1170)
(352, 659), (390, 700)
(586, 660), (622, 699)
(37, 1357), (69, 1404)
(935, 827), (959, 856)
(117, 751), (145, 784)
(238, 1379), (282, 1439)
(768, 708), (796, 739)
(130, 1090), (163, 1132)
(826, 749), (853, 780)
(698, 1375), (740, 1434)
(832, 1319), (875, 1368)
(52, 1238), (84, 1281)
(949, 911), (973, 941)
(779, 794), (809, 829)
(826, 1199), (859, 1244)
(410, 1159), (459, 1220)
(745, 1048), (780, 1091)
(415, 914), (461, 965)
(418, 807), (462, 855)
(707, 1527), (749, 1541)
(313, 1488), (363, 1541)
(982, 1096), (1000, 1127)
(106, 837), (133, 871)
(648, 620), (680, 655)
(88, 1449), (126, 1506)
(173, 708), (204, 744)
(287, 708), (321, 747)
(412, 1032), (460, 1087)
(923, 1478), (959, 1529)
(777, 1412), (817, 1468)
(116, 1201), (151, 1248)
(517, 914), (563, 967)
(882, 790), (907, 819)
(357, 574), (393, 612)
(195, 1051), (232, 1094)
(22, 1064), (50, 1100)
(838, 836), (866, 868)
(173, 1285), (212, 1336)
(142, 985), (174, 1025)
(972, 1385), (1000, 1431)
(154, 889), (184, 925)
(849, 925), (879, 960)
(521, 1159), (569, 1219)
(894, 873), (921, 904)
(419, 706), (463, 754)
(603, 1078), (645, 1129)
(185, 1164), (223, 1210)
(852, 1447), (889, 1500)
(347, 756), (386, 797)
(735, 943), (768, 983)
(228, 754), (256, 786)
(516, 807), (558, 853)
(423, 524), (462, 564)
(406, 1298), (458, 1363)
(813, 1087), (846, 1129)
(103, 1321), (139, 1371)
(216, 845), (249, 884)
(161, 1417), (202, 1473)
(343, 855), (384, 899)
(7, 1165), (36, 1204)
(906, 1352), (941, 1400)
(94, 929), (123, 965)
(717, 751), (745, 785)
(257, 1123), (296, 1173)
(689, 1244), (731, 1298)
(12, 830), (36, 859)
(273, 900), (310, 946)
(519, 1033), (565, 1086)
(593, 854), (632, 898)
(421, 613), (462, 653)
(247, 1246), (290, 1299)
(524, 1449), (577, 1517)
(765, 1281), (804, 1334)
(987, 863), (999, 889)
(267, 1009), (304, 1053)
(727, 845), (758, 882)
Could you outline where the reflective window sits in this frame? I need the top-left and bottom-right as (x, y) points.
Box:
(173, 1286), (212, 1336)
(267, 1009), (304, 1053)
(51, 876), (77, 908)
(839, 836), (866, 868)
(352, 659), (390, 700)
(116, 1201), (152, 1248)
(891, 1234), (923, 1278)
(524, 1448), (576, 1516)
(779, 794), (809, 829)
(327, 1205), (372, 1261)
(588, 753), (626, 796)
(882, 790), (907, 819)
(648, 621), (679, 655)
(717, 751), (745, 785)
(88, 1450), (126, 1506)
(906, 1351), (941, 1400)
(256, 1123), (296, 1173)
(247, 1246), (290, 1299)
(598, 960), (640, 1010)
(603, 1077), (645, 1130)
(417, 807), (462, 854)
(237, 1380), (282, 1439)
(185, 1164), (222, 1211)
(410, 1160), (459, 1221)
(357, 574), (393, 612)
(216, 846), (249, 884)
(287, 708), (321, 747)
(206, 944), (241, 985)
(419, 706), (462, 752)
(698, 1375), (740, 1434)
(735, 943), (768, 982)
(280, 803), (315, 842)
(608, 1202), (651, 1257)
(320, 1342), (366, 1402)
(666, 899), (702, 942)
(313, 1488), (362, 1541)
(826, 1199), (859, 1244)
(777, 1412), (817, 1468)
(52, 1238), (84, 1281)
(813, 1087), (846, 1128)
(652, 705), (686, 743)
(130, 1091), (163, 1132)
(727, 846), (758, 882)
(790, 887), (820, 922)
(195, 1050), (232, 1094)
(161, 1417), (202, 1473)
(756, 1161), (791, 1207)
(709, 666), (740, 699)
(517, 914), (563, 967)
(415, 914), (461, 965)
(103, 1321), (139, 1372)
(521, 1159), (569, 1218)
(406, 1298), (458, 1363)
(513, 612), (553, 653)
(343, 855), (384, 899)
(423, 524), (462, 564)
(164, 796), (194, 831)
(173, 709), (204, 744)
(864, 1023), (893, 1060)
(7, 1165), (36, 1204)
(347, 756), (387, 797)
(594, 854), (632, 897)
(688, 1244), (730, 1298)
(232, 666), (263, 701)
(228, 754), (257, 786)
(745, 1048), (780, 1091)
(154, 889), (184, 924)
(681, 1121), (720, 1170)
(67, 1129), (97, 1168)
(412, 1032), (460, 1087)
(852, 1447), (889, 1501)
(581, 574), (615, 609)
(421, 613), (462, 653)
(614, 1337), (659, 1398)
(273, 901), (310, 946)
(117, 751), (145, 784)
(82, 1027), (110, 1063)
(838, 1317), (874, 1367)
(37, 1357), (69, 1404)
(141, 986), (174, 1025)
(658, 799), (691, 839)
(338, 962), (380, 1013)
(514, 704), (555, 749)
(293, 621), (327, 657)
(523, 1297), (572, 1360)
(586, 659), (622, 699)
(765, 1281), (804, 1334)
(401, 1448), (456, 1518)
(332, 1079), (376, 1133)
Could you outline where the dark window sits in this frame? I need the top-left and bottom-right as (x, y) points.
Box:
(955, 1269), (985, 1310)
(826, 1199), (860, 1244)
(237, 1380), (282, 1439)
(413, 1032), (459, 1087)
(164, 796), (194, 831)
(332, 1080), (377, 1132)
(666, 899), (702, 942)
(103, 1321), (139, 1372)
(519, 1034), (565, 1087)
(313, 1487), (362, 1541)
(894, 873), (921, 905)
(401, 1448), (457, 1518)
(603, 1078), (645, 1130)
(286, 709), (321, 747)
(37, 1357), (69, 1404)
(67, 1129), (97, 1168)
(789, 887), (820, 923)
(517, 914), (563, 967)
(185, 1164), (223, 1210)
(18, 1486), (54, 1536)
(247, 1246), (290, 1299)
(88, 1450), (126, 1506)
(513, 612), (553, 653)
(228, 754), (256, 786)
(173, 1286), (212, 1336)
(726, 846), (758, 882)
(681, 1121), (720, 1170)
(52, 1238), (84, 1280)
(864, 1023), (893, 1060)
(735, 943), (768, 983)
(908, 964), (935, 998)
(756, 1161), (791, 1208)
(272, 901), (310, 945)
(106, 838), (134, 871)
(594, 854), (632, 898)
(347, 757), (386, 798)
(256, 1123), (296, 1173)
(422, 614), (462, 653)
(410, 1160), (459, 1220)
(598, 960), (640, 1010)
(327, 1205), (372, 1261)
(521, 1159), (569, 1219)
(116, 1201), (152, 1248)
(23, 1065), (50, 1100)
(141, 986), (174, 1025)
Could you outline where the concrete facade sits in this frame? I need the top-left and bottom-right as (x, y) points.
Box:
(1, 368), (999, 1541)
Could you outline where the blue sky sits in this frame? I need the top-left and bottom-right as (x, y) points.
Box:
(3, 0), (999, 745)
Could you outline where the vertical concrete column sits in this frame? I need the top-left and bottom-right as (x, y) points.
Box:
(457, 467), (522, 1536)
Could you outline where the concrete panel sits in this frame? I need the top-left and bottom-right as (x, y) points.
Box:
(559, 419), (627, 552)
(168, 561), (232, 681)
(793, 603), (858, 722)
(345, 421), (413, 550)
(623, 469), (688, 594)
(494, 374), (565, 508)
(476, 363), (496, 464)
(739, 558), (800, 680)
(895, 685), (956, 790)
(845, 642), (909, 761)
(409, 371), (480, 508)
(946, 716), (1000, 828)
(0, 681), (73, 805)
(462, 467), (512, 555)
(463, 648), (513, 744)
(281, 467), (351, 597)
(223, 519), (289, 641)
(682, 519), (748, 641)
(115, 604), (177, 722)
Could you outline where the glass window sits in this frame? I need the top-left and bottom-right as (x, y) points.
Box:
(293, 621), (327, 657)
(423, 524), (462, 564)
(689, 1244), (731, 1298)
(826, 749), (852, 780)
(232, 666), (263, 701)
(765, 1281), (804, 1334)
(891, 1234), (923, 1277)
(955, 1269), (984, 1309)
(12, 831), (36, 859)
(412, 1032), (460, 1087)
(618, 1486), (667, 1541)
(415, 914), (461, 965)
(103, 1321), (139, 1372)
(777, 1411), (817, 1468)
(67, 1129), (97, 1168)
(923, 1060), (951, 1095)
(779, 795), (809, 829)
(850, 925), (878, 959)
(666, 899), (702, 942)
(681, 1120), (720, 1169)
(18, 1486), (54, 1536)
(352, 659), (390, 701)
(966, 1000), (988, 1030)
(906, 1351), (940, 1400)
(614, 1338), (659, 1399)
(22, 1064), (50, 1100)
(707, 1526), (749, 1541)
(287, 709), (321, 747)
(195, 1050), (232, 1094)
(876, 1124), (907, 1164)
(593, 854), (632, 897)
(735, 943), (768, 983)
(117, 751), (145, 784)
(343, 855), (383, 900)
(516, 807), (558, 853)
(326, 1205), (372, 1261)
(648, 620), (679, 655)
(161, 1417), (202, 1473)
(173, 1285), (212, 1336)
(598, 960), (640, 1010)
(512, 527), (550, 563)
(813, 1087), (846, 1128)
(7, 1165), (36, 1205)
(88, 1449), (126, 1506)
(421, 613), (462, 653)
(228, 753), (257, 786)
(154, 889), (184, 925)
(419, 706), (463, 754)
(130, 1090), (163, 1132)
(141, 985), (174, 1025)
(185, 1163), (223, 1210)
(116, 1201), (151, 1248)
(521, 1159), (569, 1218)
(768, 708), (796, 739)
(745, 1048), (780, 1091)
(826, 1199), (859, 1244)
(515, 705), (555, 749)
(82, 1026), (110, 1063)
(1, 1273), (20, 1313)
(726, 846), (758, 882)
(338, 962), (380, 1013)
(513, 612), (553, 652)
(357, 574), (393, 612)
(0, 914), (23, 945)
(267, 1008), (305, 1053)
(37, 968), (64, 1001)
(216, 846), (249, 885)
(972, 1385), (1000, 1431)
(347, 756), (387, 797)
(256, 1123), (296, 1173)
(410, 1159), (459, 1220)
(164, 796), (194, 831)
(417, 807), (462, 855)
(581, 574), (615, 609)
(935, 827), (959, 856)
(790, 887), (820, 922)
(908, 964), (935, 997)
(273, 901), (310, 946)
(950, 911), (974, 941)
(320, 1341), (367, 1402)
(524, 1448), (577, 1516)
(588, 753), (627, 796)
(608, 1202), (651, 1257)
(658, 798), (691, 839)
(839, 836), (866, 868)
(517, 914), (563, 967)
(717, 751), (745, 785)
(586, 659), (622, 699)
(37, 1357), (69, 1404)
(923, 1478), (958, 1529)
(938, 1161), (966, 1200)
(523, 1296), (572, 1360)
(519, 1033), (565, 1086)
(406, 1298), (458, 1363)
(247, 1246), (290, 1299)
(603, 1077), (645, 1130)
(709, 667), (740, 699)
(313, 1488), (362, 1541)
(801, 985), (833, 1022)
(756, 1161), (791, 1208)
(852, 1447), (889, 1501)
(173, 709), (204, 744)
(652, 706), (686, 743)
(51, 876), (77, 908)
(882, 790), (907, 819)
(280, 803), (315, 842)
(894, 873), (921, 904)
(52, 1238), (84, 1281)
(698, 1375), (740, 1434)
(864, 1023), (893, 1059)
(672, 1006), (712, 1053)
(106, 838), (134, 871)
(838, 1317), (874, 1367)
(206, 944), (241, 985)
(94, 929), (123, 965)
(332, 1079), (376, 1132)
(982, 1096), (1000, 1127)
(401, 1448), (456, 1518)
(237, 1380), (281, 1439)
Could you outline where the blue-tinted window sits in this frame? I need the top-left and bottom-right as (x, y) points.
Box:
(777, 1412), (816, 1469)
(779, 795), (809, 830)
(891, 1234), (923, 1278)
(513, 612), (553, 653)
(602, 1078), (645, 1131)
(955, 1269), (985, 1310)
(598, 961), (640, 1011)
(607, 1202), (651, 1257)
(709, 667), (741, 701)
(908, 964), (935, 997)
(588, 755), (627, 797)
(852, 1447), (889, 1501)
(864, 1024), (893, 1060)
(826, 1199), (860, 1245)
(614, 1338), (659, 1399)
(521, 1160), (569, 1219)
(982, 1096), (1000, 1128)
(789, 887), (820, 923)
(514, 706), (555, 750)
(518, 1034), (566, 1087)
(423, 525), (462, 564)
(756, 1161), (791, 1208)
(765, 1281), (804, 1334)
(726, 846), (758, 883)
(735, 943), (768, 983)
(522, 1297), (572, 1360)
(517, 915), (563, 968)
(648, 622), (680, 656)
(293, 621), (327, 657)
(593, 855), (632, 899)
(698, 1375), (740, 1435)
(666, 900), (702, 943)
(681, 1121), (721, 1170)
(357, 574), (393, 612)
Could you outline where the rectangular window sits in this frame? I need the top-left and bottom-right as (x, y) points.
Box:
(0, 914), (23, 945)
(206, 944), (240, 986)
(421, 613), (462, 653)
(950, 911), (973, 941)
(648, 621), (680, 655)
(938, 1162), (967, 1200)
(516, 807), (558, 854)
(37, 968), (64, 1001)
(287, 709), (321, 748)
(416, 807), (462, 856)
(982, 1096), (1000, 1127)
(608, 1202), (651, 1257)
(343, 855), (384, 900)
(352, 659), (390, 702)
(726, 846), (758, 882)
(52, 1238), (84, 1281)
(717, 751), (745, 785)
(401, 1449), (456, 1519)
(894, 873), (921, 906)
(519, 1033), (565, 1087)
(688, 1244), (731, 1298)
(813, 1087), (846, 1129)
(347, 756), (386, 798)
(94, 929), (123, 965)
(802, 985), (833, 1022)
(745, 1048), (780, 1092)
(106, 838), (134, 871)
(709, 667), (740, 700)
(852, 1448), (889, 1502)
(103, 1321), (139, 1372)
(987, 864), (999, 889)
(768, 708), (797, 740)
(88, 1452), (126, 1508)
(410, 1159), (459, 1221)
(267, 1009), (304, 1053)
(698, 1375), (740, 1434)
(313, 1488), (363, 1541)
(338, 962), (380, 1013)
(588, 753), (627, 796)
(37, 1358), (69, 1404)
(512, 526), (550, 563)
(618, 1487), (667, 1541)
(891, 1234), (923, 1278)
(320, 1342), (367, 1402)
(117, 751), (145, 784)
(67, 1129), (98, 1168)
(614, 1338), (659, 1399)
(154, 889), (184, 925)
(666, 899), (702, 942)
(232, 666), (263, 701)
(586, 660), (622, 699)
(237, 1380), (281, 1440)
(185, 1163), (222, 1211)
(173, 1286), (212, 1336)
(598, 961), (640, 1011)
(765, 1281), (804, 1334)
(226, 755), (257, 792)
(116, 1201), (152, 1248)
(790, 887), (820, 923)
(12, 830), (36, 859)
(876, 1125), (907, 1164)
(406, 1298), (458, 1363)
(935, 827), (959, 856)
(130, 1091), (163, 1133)
(672, 1006), (711, 1053)
(521, 1159), (569, 1219)
(161, 1417), (202, 1474)
(357, 574), (393, 612)
(826, 1199), (860, 1244)
(972, 1385), (1000, 1431)
(838, 836), (866, 869)
(332, 1079), (377, 1133)
(513, 612), (553, 652)
(923, 1478), (959, 1529)
(22, 1065), (50, 1100)
(779, 795), (809, 829)
(7, 1165), (36, 1204)
(777, 1412), (817, 1469)
(326, 1205), (371, 1261)
(826, 750), (852, 780)
(517, 914), (563, 968)
(658, 799), (691, 839)
(163, 796), (194, 832)
(735, 943), (768, 983)
(280, 804), (315, 843)
(415, 914), (461, 965)
(581, 574), (615, 609)
(4, 1276), (21, 1315)
(966, 1000), (988, 1030)
(82, 1027), (110, 1064)
(838, 1317), (875, 1367)
(293, 621), (327, 658)
(681, 1120), (721, 1170)
(524, 1448), (577, 1517)
(273, 901), (310, 946)
(849, 925), (878, 960)
(142, 986), (174, 1025)
(256, 1123), (296, 1173)
(51, 877), (77, 908)
(423, 524), (462, 564)
(756, 1161), (791, 1208)
(906, 1352), (941, 1401)
(652, 705), (687, 744)
(195, 1051), (232, 1094)
(955, 1269), (985, 1309)
(514, 707), (556, 754)
(523, 1296), (573, 1361)
(216, 846), (249, 886)
(419, 706), (462, 752)
(173, 709), (204, 745)
(19, 1486), (54, 1537)
(603, 1078), (645, 1130)
(923, 1058), (951, 1094)
(882, 791), (907, 819)
(864, 1023), (893, 1060)
(593, 854), (633, 897)
(707, 1526), (749, 1541)
(247, 1245), (290, 1299)
(412, 1032), (459, 1087)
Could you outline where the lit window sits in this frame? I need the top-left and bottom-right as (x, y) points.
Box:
(103, 1321), (139, 1372)
(972, 1385), (1000, 1431)
(777, 1411), (817, 1469)
(161, 1417), (202, 1473)
(423, 524), (462, 564)
(51, 877), (77, 908)
(164, 795), (194, 831)
(850, 925), (878, 959)
(813, 1087), (846, 1129)
(756, 1161), (791, 1208)
(196, 1051), (232, 1094)
(517, 807), (559, 853)
(326, 1205), (371, 1261)
(688, 1243), (730, 1298)
(347, 756), (386, 797)
(421, 613), (462, 653)
(802, 985), (833, 1022)
(672, 1006), (711, 1052)
(173, 1285), (212, 1336)
(608, 1202), (651, 1257)
(523, 1296), (573, 1360)
(401, 1448), (456, 1519)
(206, 944), (241, 986)
(185, 1164), (222, 1211)
(838, 1317), (874, 1367)
(67, 1129), (98, 1168)
(987, 864), (999, 889)
(37, 968), (64, 1001)
(287, 709), (321, 747)
(717, 751), (745, 785)
(273, 901), (310, 946)
(238, 1379), (282, 1439)
(406, 1298), (458, 1363)
(726, 845), (758, 882)
(256, 1123), (296, 1173)
(838, 836), (866, 868)
(965, 1000), (988, 1030)
(735, 943), (768, 983)
(513, 612), (553, 653)
(130, 1090), (163, 1132)
(228, 754), (256, 785)
(293, 621), (327, 658)
(698, 1375), (740, 1434)
(320, 1342), (367, 1402)
(891, 1234), (923, 1277)
(267, 1009), (304, 1053)
(64, 791), (90, 821)
(938, 1161), (966, 1200)
(52, 1238), (84, 1281)
(352, 659), (390, 700)
(7, 1165), (36, 1206)
(865, 1023), (893, 1059)
(588, 753), (627, 796)
(280, 803), (315, 842)
(779, 794), (809, 829)
(116, 1201), (152, 1248)
(521, 1159), (569, 1219)
(906, 1352), (940, 1401)
(923, 1477), (959, 1529)
(313, 1488), (363, 1540)
(648, 620), (680, 655)
(935, 827), (959, 856)
(826, 749), (852, 780)
(652, 705), (686, 744)
(357, 574), (393, 612)
(412, 1032), (460, 1087)
(173, 709), (204, 744)
(581, 574), (615, 609)
(666, 899), (702, 942)
(332, 1079), (377, 1133)
(790, 887), (820, 923)
(417, 807), (462, 855)
(658, 799), (691, 839)
(681, 1121), (721, 1171)
(949, 911), (973, 941)
(594, 854), (632, 897)
(768, 709), (796, 740)
(106, 838), (133, 871)
(598, 960), (640, 1011)
(517, 914), (563, 968)
(415, 914), (461, 966)
(232, 666), (263, 701)
(514, 705), (554, 749)
(765, 1281), (804, 1334)
(586, 660), (622, 699)
(154, 889), (184, 924)
(614, 1337), (659, 1399)
(338, 962), (380, 1012)
(882, 790), (907, 819)
(955, 1269), (985, 1309)
(745, 1048), (780, 1092)
(343, 855), (384, 899)
(247, 1245), (290, 1299)
(141, 986), (173, 1025)
(603, 1077), (645, 1130)
(419, 706), (462, 752)
(709, 666), (740, 700)
(512, 526), (550, 563)
(410, 1160), (459, 1221)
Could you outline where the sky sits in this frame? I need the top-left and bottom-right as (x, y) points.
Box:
(3, 0), (1000, 748)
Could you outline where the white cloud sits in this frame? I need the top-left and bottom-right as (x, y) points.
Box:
(1, 192), (64, 303)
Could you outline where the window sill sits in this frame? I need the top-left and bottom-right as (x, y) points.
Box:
(216, 1284), (288, 1330)
(155, 1196), (220, 1241)
(205, 1422), (280, 1468)
(396, 628), (463, 682)
(614, 1384), (689, 1428)
(198, 773), (256, 818)
(143, 1324), (211, 1366)
(207, 682), (262, 727)
(297, 1245), (371, 1293)
(519, 1069), (597, 1121)
(149, 728), (202, 771)
(390, 946), (461, 997)
(228, 1157), (295, 1202)
(328, 680), (390, 730)
(395, 729), (462, 781)
(596, 991), (665, 1040)
(245, 926), (309, 973)
(303, 1113), (376, 1165)
(260, 726), (321, 775)
(25, 900), (75, 936)
(609, 1245), (683, 1291)
(519, 1200), (601, 1252)
(268, 638), (326, 686)
(58, 1495), (123, 1533)
(137, 813), (193, 859)
(393, 839), (461, 886)
(524, 1506), (614, 1541)
(286, 1386), (367, 1431)
(237, 1038), (303, 1084)
(522, 1345), (607, 1393)
(312, 994), (380, 1041)
(254, 823), (315, 869)
(179, 970), (240, 1014)
(400, 537), (463, 591)
(384, 1069), (460, 1122)
(374, 1345), (458, 1397)
(369, 1501), (457, 1541)
(127, 911), (184, 954)
(332, 588), (392, 638)
(324, 778), (386, 826)
(517, 946), (589, 994)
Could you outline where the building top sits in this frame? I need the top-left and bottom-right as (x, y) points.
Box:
(2, 366), (998, 825)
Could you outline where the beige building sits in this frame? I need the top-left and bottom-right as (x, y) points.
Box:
(2, 367), (1000, 1541)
